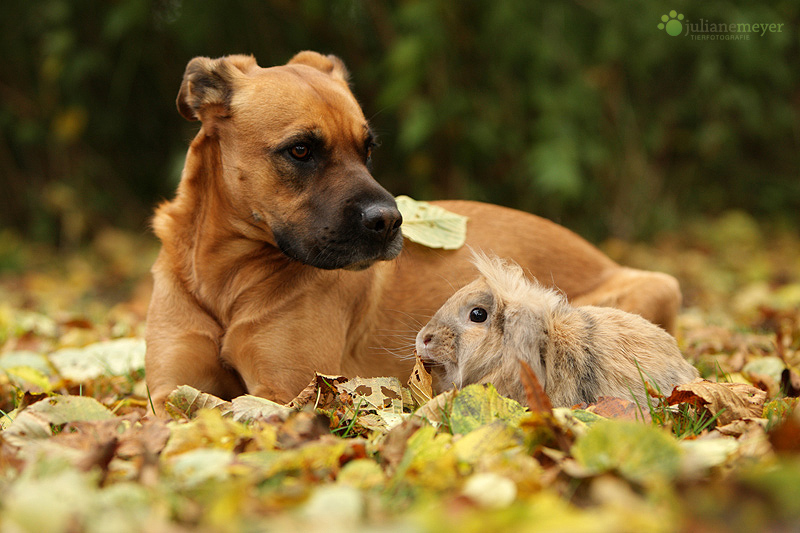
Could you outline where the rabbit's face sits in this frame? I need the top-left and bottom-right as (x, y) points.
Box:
(415, 277), (505, 390)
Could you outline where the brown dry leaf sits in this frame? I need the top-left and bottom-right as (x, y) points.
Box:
(53, 412), (169, 458)
(666, 379), (766, 426)
(379, 418), (424, 471)
(585, 396), (652, 423)
(286, 373), (350, 410)
(519, 359), (553, 414)
(339, 376), (405, 412)
(715, 418), (767, 439)
(407, 351), (433, 407)
(276, 410), (333, 449)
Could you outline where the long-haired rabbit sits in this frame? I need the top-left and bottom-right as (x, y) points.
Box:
(415, 253), (698, 407)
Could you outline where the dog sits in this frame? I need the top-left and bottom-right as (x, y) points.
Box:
(144, 51), (682, 415)
(416, 253), (698, 407)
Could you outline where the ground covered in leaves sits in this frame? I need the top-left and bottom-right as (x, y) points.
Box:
(1, 211), (799, 532)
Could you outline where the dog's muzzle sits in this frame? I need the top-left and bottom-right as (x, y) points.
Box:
(273, 195), (404, 271)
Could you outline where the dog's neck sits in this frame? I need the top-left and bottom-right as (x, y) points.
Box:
(153, 130), (313, 324)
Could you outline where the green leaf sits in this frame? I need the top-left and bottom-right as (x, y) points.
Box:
(395, 195), (468, 250)
(449, 383), (527, 435)
(25, 395), (114, 424)
(571, 420), (682, 484)
(452, 421), (521, 465)
(3, 395), (114, 446)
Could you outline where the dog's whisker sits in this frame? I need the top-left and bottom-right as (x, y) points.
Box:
(434, 273), (458, 294)
(381, 309), (429, 329)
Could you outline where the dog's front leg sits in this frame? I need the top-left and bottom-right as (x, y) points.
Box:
(221, 314), (348, 405)
(145, 270), (246, 416)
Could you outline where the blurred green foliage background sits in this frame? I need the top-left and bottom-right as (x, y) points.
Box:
(1, 0), (798, 247)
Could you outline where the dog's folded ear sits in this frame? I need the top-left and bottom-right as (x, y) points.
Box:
(177, 55), (258, 122)
(287, 51), (350, 84)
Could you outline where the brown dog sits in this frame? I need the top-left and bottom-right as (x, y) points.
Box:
(145, 51), (681, 415)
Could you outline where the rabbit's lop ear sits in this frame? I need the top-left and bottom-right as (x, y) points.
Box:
(500, 303), (548, 388)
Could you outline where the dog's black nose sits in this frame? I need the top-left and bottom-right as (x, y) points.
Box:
(362, 204), (403, 239)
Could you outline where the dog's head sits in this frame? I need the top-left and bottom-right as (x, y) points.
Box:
(176, 51), (403, 270)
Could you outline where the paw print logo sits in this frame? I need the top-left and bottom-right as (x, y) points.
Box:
(658, 10), (684, 36)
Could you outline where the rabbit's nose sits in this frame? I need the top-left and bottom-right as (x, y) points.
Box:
(423, 334), (433, 346)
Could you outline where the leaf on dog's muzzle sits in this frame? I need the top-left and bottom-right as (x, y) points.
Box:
(395, 195), (468, 250)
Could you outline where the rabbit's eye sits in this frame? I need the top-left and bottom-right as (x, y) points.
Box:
(469, 307), (488, 323)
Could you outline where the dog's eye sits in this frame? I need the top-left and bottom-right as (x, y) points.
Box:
(469, 307), (488, 323)
(289, 143), (312, 161)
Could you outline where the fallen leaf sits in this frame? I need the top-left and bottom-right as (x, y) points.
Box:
(391, 424), (458, 491)
(572, 420), (682, 484)
(0, 351), (53, 375)
(769, 405), (800, 453)
(379, 418), (424, 471)
(3, 395), (115, 447)
(165, 385), (232, 419)
(715, 418), (768, 438)
(167, 448), (236, 488)
(240, 437), (361, 480)
(452, 421), (521, 465)
(449, 383), (527, 434)
(3, 366), (53, 393)
(336, 458), (386, 490)
(276, 410), (333, 449)
(300, 484), (364, 524)
(462, 472), (517, 508)
(415, 389), (457, 427)
(49, 338), (145, 381)
(287, 373), (350, 410)
(395, 195), (468, 249)
(231, 395), (293, 423)
(586, 396), (652, 423)
(519, 358), (553, 413)
(339, 376), (405, 413)
(162, 408), (259, 458)
(742, 356), (785, 385)
(666, 379), (767, 426)
(407, 351), (433, 407)
(679, 436), (740, 475)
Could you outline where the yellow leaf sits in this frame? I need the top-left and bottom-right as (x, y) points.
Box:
(395, 195), (468, 249)
(4, 366), (53, 392)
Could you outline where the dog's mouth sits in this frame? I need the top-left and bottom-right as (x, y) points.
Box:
(274, 226), (403, 271)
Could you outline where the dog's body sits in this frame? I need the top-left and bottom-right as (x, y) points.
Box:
(145, 52), (682, 415)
